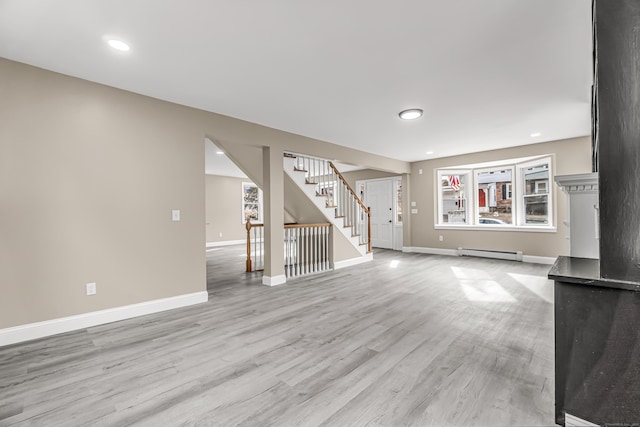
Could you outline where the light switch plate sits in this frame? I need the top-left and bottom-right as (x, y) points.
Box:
(172, 210), (181, 221)
(411, 209), (418, 214)
(86, 282), (96, 296)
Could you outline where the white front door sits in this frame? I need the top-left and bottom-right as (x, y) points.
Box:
(365, 179), (394, 249)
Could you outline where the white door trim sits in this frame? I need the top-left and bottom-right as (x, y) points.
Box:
(356, 176), (403, 251)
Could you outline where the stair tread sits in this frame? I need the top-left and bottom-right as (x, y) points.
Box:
(286, 161), (367, 259)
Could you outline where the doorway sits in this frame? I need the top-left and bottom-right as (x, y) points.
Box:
(356, 177), (403, 250)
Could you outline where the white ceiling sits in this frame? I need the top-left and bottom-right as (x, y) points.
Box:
(0, 0), (592, 162)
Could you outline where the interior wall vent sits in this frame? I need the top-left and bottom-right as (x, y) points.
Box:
(457, 247), (523, 262)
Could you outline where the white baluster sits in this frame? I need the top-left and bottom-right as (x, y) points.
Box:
(297, 227), (301, 276)
(286, 228), (291, 277)
(313, 226), (318, 272)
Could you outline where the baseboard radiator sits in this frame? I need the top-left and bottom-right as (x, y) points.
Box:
(457, 247), (523, 262)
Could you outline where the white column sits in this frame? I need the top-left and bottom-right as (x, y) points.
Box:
(262, 146), (286, 286)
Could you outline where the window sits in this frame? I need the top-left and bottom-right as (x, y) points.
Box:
(475, 167), (514, 225)
(518, 160), (551, 225)
(436, 156), (553, 230)
(242, 182), (262, 223)
(318, 181), (337, 208)
(437, 170), (472, 224)
(395, 180), (403, 224)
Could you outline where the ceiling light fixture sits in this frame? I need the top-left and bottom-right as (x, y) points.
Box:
(399, 109), (423, 120)
(530, 132), (541, 137)
(107, 39), (130, 51)
(426, 151), (434, 155)
(216, 151), (224, 155)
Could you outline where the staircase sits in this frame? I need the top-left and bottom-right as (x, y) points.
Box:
(283, 153), (371, 257)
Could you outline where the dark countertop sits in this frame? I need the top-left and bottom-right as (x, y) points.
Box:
(549, 256), (640, 292)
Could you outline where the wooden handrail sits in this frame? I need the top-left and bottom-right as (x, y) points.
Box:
(328, 162), (368, 211)
(329, 161), (372, 253)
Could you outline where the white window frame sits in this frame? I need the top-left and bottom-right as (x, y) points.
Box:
(436, 169), (473, 225)
(535, 180), (548, 194)
(516, 157), (553, 227)
(241, 182), (263, 223)
(435, 155), (555, 232)
(505, 183), (513, 199)
(473, 165), (516, 226)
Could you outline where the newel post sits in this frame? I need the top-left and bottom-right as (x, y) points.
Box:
(245, 217), (252, 272)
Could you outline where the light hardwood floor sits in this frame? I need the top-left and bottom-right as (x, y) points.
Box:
(0, 246), (556, 426)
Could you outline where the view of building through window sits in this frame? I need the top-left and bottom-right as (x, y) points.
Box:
(476, 168), (513, 225)
(523, 164), (550, 224)
(440, 174), (467, 223)
(436, 156), (552, 228)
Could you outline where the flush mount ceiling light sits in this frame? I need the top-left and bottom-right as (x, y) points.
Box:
(216, 151), (224, 155)
(530, 132), (541, 137)
(426, 151), (434, 155)
(107, 39), (130, 51)
(399, 109), (423, 120)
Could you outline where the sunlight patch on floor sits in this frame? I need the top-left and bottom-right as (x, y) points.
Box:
(508, 273), (554, 304)
(452, 266), (516, 302)
(389, 260), (400, 268)
(458, 279), (517, 302)
(450, 266), (493, 281)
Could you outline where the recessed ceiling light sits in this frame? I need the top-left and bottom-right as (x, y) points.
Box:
(530, 132), (541, 137)
(216, 151), (224, 155)
(426, 151), (434, 155)
(107, 39), (130, 51)
(399, 109), (423, 120)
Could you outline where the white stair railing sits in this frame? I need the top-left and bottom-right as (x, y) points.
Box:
(287, 153), (371, 252)
(245, 219), (331, 278)
(285, 223), (331, 278)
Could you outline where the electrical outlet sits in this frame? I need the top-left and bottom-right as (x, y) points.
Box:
(86, 282), (97, 296)
(172, 210), (181, 221)
(439, 235), (444, 242)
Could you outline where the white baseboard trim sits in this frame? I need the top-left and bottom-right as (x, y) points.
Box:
(206, 239), (245, 248)
(564, 412), (599, 427)
(0, 291), (209, 347)
(262, 274), (287, 286)
(402, 246), (458, 256)
(403, 246), (557, 265)
(522, 255), (557, 265)
(333, 252), (374, 270)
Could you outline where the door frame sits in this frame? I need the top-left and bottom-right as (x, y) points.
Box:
(356, 176), (403, 251)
